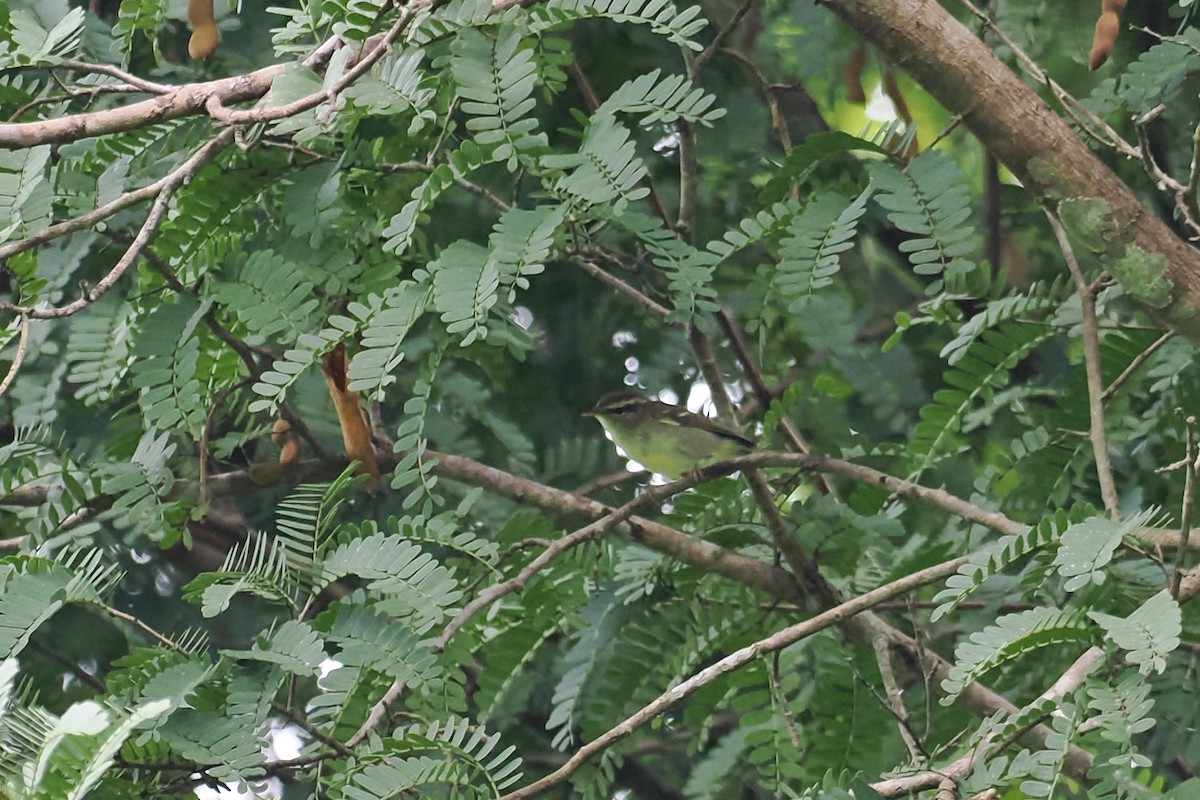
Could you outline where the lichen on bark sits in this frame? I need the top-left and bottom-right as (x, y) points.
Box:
(1108, 246), (1173, 309)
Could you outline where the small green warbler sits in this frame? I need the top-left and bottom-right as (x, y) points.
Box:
(584, 391), (754, 477)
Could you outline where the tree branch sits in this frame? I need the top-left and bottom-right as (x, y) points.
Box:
(824, 0), (1200, 336)
(0, 38), (341, 149)
(1047, 210), (1119, 514)
(203, 10), (419, 126)
(0, 313), (30, 398)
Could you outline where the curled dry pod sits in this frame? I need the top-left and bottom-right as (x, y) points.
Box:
(844, 44), (868, 104)
(271, 417), (302, 465)
(1088, 0), (1126, 71)
(1089, 11), (1120, 70)
(187, 0), (219, 60)
(323, 344), (381, 493)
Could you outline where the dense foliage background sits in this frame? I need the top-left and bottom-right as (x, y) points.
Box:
(2, 0), (1200, 797)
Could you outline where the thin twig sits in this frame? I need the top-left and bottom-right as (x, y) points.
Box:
(716, 47), (796, 156)
(567, 58), (672, 226)
(121, 239), (336, 461)
(746, 467), (836, 605)
(1046, 210), (1119, 515)
(873, 633), (924, 761)
(567, 58), (601, 113)
(436, 480), (688, 649)
(28, 639), (108, 693)
(675, 117), (698, 235)
(1133, 107), (1173, 185)
(983, 153), (1002, 274)
(688, 324), (736, 421)
(105, 605), (186, 652)
(1102, 331), (1175, 400)
(677, 45), (701, 237)
(1172, 417), (1195, 597)
(957, 0), (1150, 162)
(572, 258), (673, 319)
(7, 83), (154, 123)
(1134, 109), (1200, 239)
(768, 651), (805, 752)
(796, 451), (1026, 535)
(693, 0), (755, 73)
(1132, 104), (1199, 214)
(572, 469), (639, 496)
(57, 59), (175, 94)
(1187, 118), (1200, 224)
(136, 241), (331, 459)
(380, 161), (511, 213)
(715, 308), (837, 497)
(0, 313), (30, 398)
(926, 115), (965, 151)
(130, 240), (261, 374)
(271, 702), (353, 757)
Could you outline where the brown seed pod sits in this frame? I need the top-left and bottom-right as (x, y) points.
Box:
(271, 417), (302, 466)
(187, 0), (219, 60)
(844, 44), (868, 104)
(1089, 0), (1127, 70)
(1089, 11), (1120, 70)
(323, 344), (381, 493)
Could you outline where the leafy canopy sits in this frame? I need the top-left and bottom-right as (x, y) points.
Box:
(1, 0), (1200, 798)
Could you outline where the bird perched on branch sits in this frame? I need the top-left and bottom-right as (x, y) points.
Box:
(585, 391), (754, 478)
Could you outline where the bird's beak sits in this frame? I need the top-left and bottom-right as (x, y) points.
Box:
(581, 410), (596, 417)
